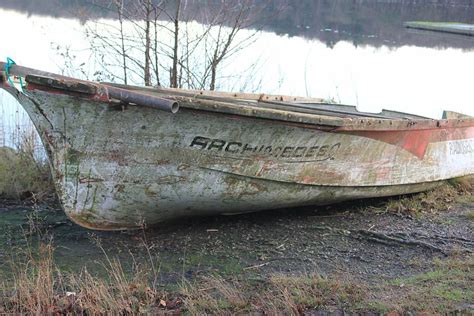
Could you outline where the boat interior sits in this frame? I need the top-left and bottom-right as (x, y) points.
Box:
(104, 82), (430, 121)
(2, 62), (470, 122)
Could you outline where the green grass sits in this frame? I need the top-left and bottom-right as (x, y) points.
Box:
(378, 255), (473, 313)
(465, 210), (474, 220)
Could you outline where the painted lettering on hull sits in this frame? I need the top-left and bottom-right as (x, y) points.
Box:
(449, 139), (474, 155)
(190, 136), (341, 162)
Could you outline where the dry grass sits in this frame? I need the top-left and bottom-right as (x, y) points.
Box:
(0, 147), (53, 200)
(260, 274), (366, 314)
(0, 237), (368, 315)
(181, 276), (248, 314)
(0, 237), (472, 314)
(0, 240), (165, 314)
(0, 114), (53, 199)
(384, 181), (470, 215)
(3, 243), (58, 314)
(178, 273), (366, 314)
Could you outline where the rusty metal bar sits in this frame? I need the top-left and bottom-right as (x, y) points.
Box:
(0, 62), (179, 113)
(105, 85), (179, 113)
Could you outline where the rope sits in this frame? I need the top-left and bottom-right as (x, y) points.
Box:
(5, 57), (24, 93)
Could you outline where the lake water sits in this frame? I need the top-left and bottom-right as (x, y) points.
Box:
(1, 6), (474, 148)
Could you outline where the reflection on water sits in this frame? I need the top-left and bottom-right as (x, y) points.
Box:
(265, 0), (474, 50)
(1, 0), (474, 49)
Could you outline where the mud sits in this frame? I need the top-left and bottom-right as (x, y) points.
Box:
(0, 191), (472, 288)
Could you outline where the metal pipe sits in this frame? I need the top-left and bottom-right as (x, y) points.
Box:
(0, 62), (179, 113)
(106, 85), (179, 113)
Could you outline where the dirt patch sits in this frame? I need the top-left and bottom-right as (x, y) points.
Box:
(0, 184), (473, 314)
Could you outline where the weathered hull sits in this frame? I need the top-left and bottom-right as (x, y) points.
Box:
(1, 66), (474, 230)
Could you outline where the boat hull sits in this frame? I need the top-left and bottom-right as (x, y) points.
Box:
(10, 88), (474, 230)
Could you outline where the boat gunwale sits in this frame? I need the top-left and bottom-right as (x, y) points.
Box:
(2, 62), (474, 132)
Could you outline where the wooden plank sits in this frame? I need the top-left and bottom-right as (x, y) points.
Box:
(25, 74), (98, 95)
(102, 82), (325, 103)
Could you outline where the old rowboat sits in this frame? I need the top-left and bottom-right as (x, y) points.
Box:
(1, 63), (473, 230)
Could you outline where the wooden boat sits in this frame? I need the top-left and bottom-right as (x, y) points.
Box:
(404, 21), (474, 36)
(1, 63), (473, 230)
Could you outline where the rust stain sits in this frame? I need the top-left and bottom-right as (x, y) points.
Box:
(104, 150), (129, 166)
(115, 184), (126, 193)
(79, 177), (104, 184)
(223, 175), (268, 199)
(67, 211), (139, 230)
(298, 170), (345, 184)
(177, 163), (191, 171)
(156, 175), (187, 184)
(151, 159), (170, 165)
(255, 160), (275, 177)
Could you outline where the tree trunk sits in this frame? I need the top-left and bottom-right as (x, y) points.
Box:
(116, 0), (127, 84)
(153, 6), (160, 86)
(171, 0), (181, 88)
(210, 63), (217, 91)
(144, 0), (152, 86)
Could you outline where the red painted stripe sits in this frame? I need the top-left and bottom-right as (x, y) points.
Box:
(339, 126), (474, 159)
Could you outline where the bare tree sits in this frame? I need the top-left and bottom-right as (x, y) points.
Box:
(142, 0), (152, 86)
(115, 0), (128, 84)
(73, 0), (265, 91)
(170, 0), (181, 88)
(206, 2), (259, 90)
(152, 2), (162, 86)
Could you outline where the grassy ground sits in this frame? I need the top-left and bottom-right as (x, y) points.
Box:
(0, 182), (472, 314)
